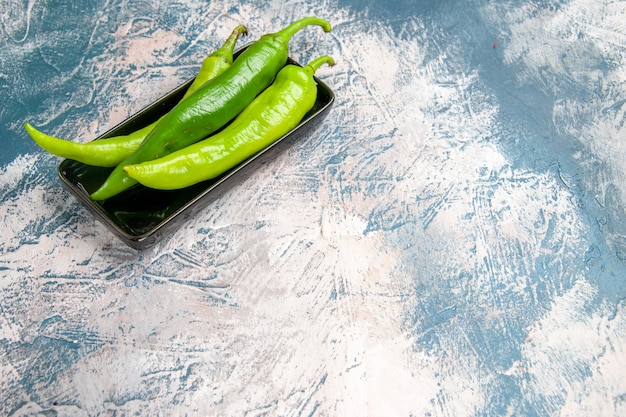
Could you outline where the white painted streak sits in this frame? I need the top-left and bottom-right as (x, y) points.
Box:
(521, 280), (626, 416)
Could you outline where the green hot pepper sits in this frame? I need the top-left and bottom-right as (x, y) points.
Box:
(91, 16), (332, 201)
(123, 55), (334, 190)
(23, 24), (248, 167)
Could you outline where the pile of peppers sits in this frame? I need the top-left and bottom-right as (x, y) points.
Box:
(25, 16), (334, 200)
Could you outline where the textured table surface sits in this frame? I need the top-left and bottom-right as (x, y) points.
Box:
(1, 0), (625, 415)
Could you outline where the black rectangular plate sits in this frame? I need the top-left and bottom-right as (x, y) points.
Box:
(57, 49), (335, 249)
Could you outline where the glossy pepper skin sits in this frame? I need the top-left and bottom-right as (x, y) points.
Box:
(90, 16), (332, 201)
(123, 55), (334, 190)
(23, 24), (248, 167)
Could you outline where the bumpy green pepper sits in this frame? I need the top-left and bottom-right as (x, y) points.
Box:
(90, 16), (332, 201)
(123, 55), (334, 190)
(23, 24), (248, 167)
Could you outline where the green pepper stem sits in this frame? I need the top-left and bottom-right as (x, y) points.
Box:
(304, 55), (335, 75)
(275, 16), (332, 43)
(210, 24), (248, 64)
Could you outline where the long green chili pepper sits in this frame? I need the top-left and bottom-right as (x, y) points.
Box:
(23, 24), (248, 167)
(90, 16), (332, 201)
(123, 55), (334, 190)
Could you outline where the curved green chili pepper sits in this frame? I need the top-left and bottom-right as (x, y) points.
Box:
(123, 55), (334, 190)
(23, 24), (248, 167)
(90, 16), (332, 201)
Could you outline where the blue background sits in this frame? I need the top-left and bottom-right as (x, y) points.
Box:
(2, 0), (625, 415)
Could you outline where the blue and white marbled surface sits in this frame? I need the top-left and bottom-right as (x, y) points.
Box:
(1, 0), (625, 415)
